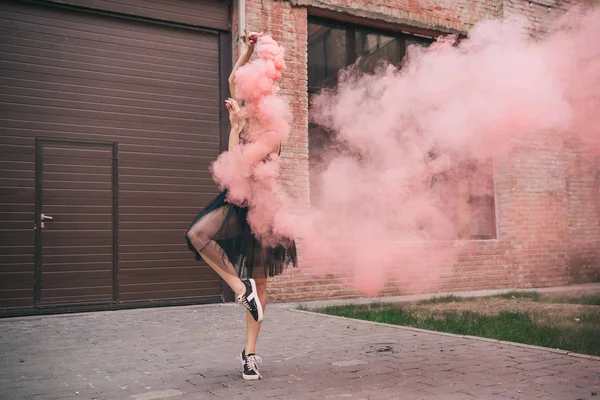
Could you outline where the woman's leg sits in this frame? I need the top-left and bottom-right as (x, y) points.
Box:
(186, 206), (245, 296)
(187, 206), (263, 323)
(245, 277), (267, 354)
(241, 274), (267, 380)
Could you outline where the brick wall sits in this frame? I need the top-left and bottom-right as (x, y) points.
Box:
(236, 0), (600, 302)
(289, 0), (502, 33)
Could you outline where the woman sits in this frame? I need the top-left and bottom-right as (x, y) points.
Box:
(185, 32), (297, 381)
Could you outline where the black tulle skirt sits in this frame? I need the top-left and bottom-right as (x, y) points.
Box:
(185, 190), (297, 279)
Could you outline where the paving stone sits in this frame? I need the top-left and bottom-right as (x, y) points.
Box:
(0, 304), (598, 399)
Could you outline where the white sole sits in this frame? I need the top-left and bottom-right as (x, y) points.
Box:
(242, 373), (260, 380)
(248, 278), (264, 323)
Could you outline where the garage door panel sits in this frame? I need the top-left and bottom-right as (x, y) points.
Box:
(0, 119), (220, 146)
(43, 172), (111, 184)
(0, 177), (34, 188)
(120, 173), (215, 187)
(120, 269), (220, 284)
(119, 194), (217, 208)
(0, 111), (218, 136)
(0, 188), (34, 203)
(0, 43), (219, 81)
(44, 146), (113, 159)
(0, 33), (219, 69)
(118, 287), (220, 303)
(0, 253), (34, 265)
(0, 5), (222, 55)
(119, 244), (192, 255)
(1, 93), (216, 123)
(0, 102), (218, 128)
(119, 250), (191, 262)
(118, 281), (221, 295)
(0, 211), (34, 221)
(43, 253), (113, 265)
(41, 287), (112, 304)
(0, 64), (218, 98)
(0, 161), (33, 175)
(44, 245), (112, 256)
(119, 143), (218, 158)
(0, 135), (34, 146)
(0, 52), (218, 87)
(0, 16), (221, 55)
(0, 262), (33, 274)
(120, 182), (216, 194)
(0, 73), (220, 107)
(0, 271), (34, 289)
(0, 83), (218, 114)
(119, 159), (214, 172)
(0, 290), (33, 309)
(54, 0), (231, 31)
(119, 258), (201, 271)
(43, 237), (111, 248)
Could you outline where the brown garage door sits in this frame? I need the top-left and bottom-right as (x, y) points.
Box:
(0, 0), (230, 313)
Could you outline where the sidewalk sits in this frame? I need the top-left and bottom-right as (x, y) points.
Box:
(0, 301), (598, 400)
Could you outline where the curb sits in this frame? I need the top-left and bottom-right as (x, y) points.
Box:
(284, 283), (600, 310)
(288, 307), (600, 362)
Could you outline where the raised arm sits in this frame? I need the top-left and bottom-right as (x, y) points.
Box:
(225, 98), (243, 151)
(229, 32), (263, 101)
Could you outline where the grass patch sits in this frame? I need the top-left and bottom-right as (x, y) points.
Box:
(316, 303), (600, 356)
(545, 294), (600, 306)
(417, 290), (600, 306)
(496, 291), (600, 305)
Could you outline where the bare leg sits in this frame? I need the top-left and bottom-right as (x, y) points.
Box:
(245, 277), (267, 354)
(187, 207), (245, 296)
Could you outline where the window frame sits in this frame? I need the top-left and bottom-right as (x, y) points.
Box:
(306, 17), (497, 241)
(307, 16), (427, 95)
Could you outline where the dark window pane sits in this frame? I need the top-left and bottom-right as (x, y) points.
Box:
(355, 30), (400, 72)
(405, 36), (432, 48)
(308, 22), (348, 90)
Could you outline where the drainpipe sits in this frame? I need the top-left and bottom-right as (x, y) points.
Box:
(238, 0), (246, 57)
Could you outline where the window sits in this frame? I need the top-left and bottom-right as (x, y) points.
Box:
(307, 18), (496, 240)
(307, 19), (427, 92)
(308, 22), (347, 90)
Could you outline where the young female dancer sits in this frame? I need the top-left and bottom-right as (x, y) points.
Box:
(186, 32), (297, 380)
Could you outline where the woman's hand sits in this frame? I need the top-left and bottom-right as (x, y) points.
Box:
(242, 31), (263, 49)
(225, 98), (241, 127)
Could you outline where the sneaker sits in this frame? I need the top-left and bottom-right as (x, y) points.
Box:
(236, 279), (263, 322)
(241, 349), (262, 380)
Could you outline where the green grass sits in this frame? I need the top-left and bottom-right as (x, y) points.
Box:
(546, 294), (600, 306)
(316, 303), (600, 356)
(416, 290), (600, 306)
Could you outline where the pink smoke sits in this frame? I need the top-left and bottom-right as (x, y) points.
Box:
(304, 8), (600, 295)
(211, 35), (294, 246)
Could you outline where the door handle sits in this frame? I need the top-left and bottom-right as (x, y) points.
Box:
(41, 213), (53, 221)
